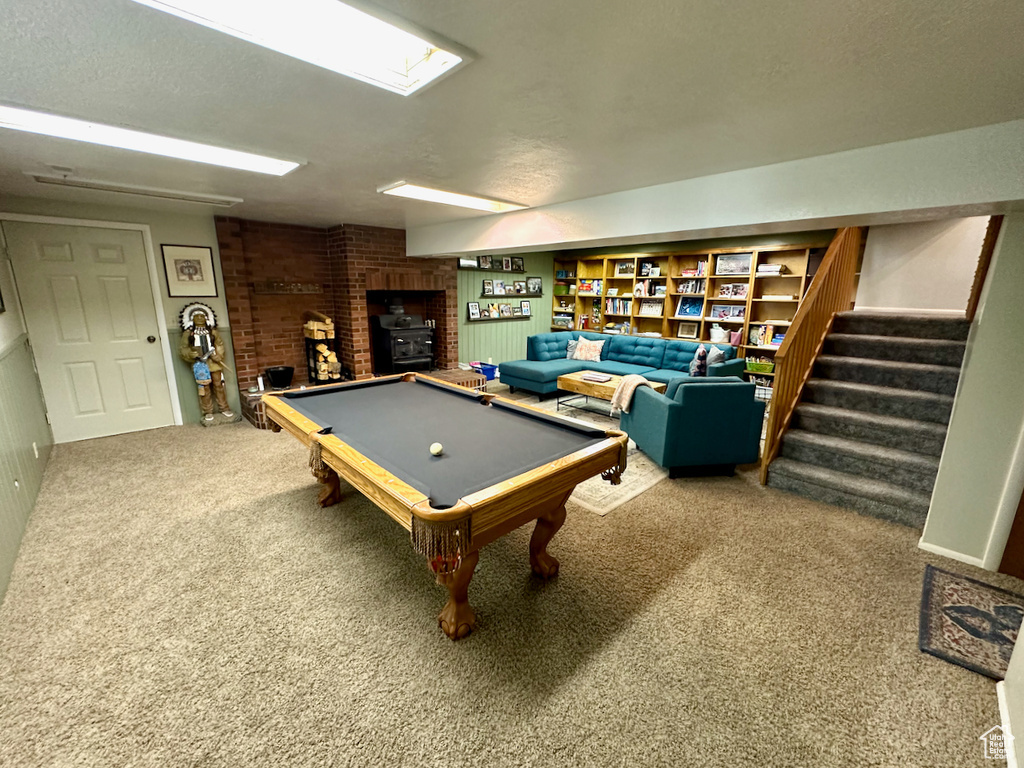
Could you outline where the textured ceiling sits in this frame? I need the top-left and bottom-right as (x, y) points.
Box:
(1, 0), (1023, 229)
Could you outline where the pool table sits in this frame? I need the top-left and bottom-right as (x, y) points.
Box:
(262, 373), (628, 639)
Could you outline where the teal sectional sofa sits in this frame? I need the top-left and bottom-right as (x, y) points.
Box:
(619, 377), (765, 476)
(500, 331), (745, 395)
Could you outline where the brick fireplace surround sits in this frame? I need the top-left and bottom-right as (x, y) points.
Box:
(216, 217), (458, 387)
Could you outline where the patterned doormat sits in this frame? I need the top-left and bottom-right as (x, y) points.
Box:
(918, 564), (1024, 679)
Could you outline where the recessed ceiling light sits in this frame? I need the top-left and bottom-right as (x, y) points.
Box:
(378, 182), (527, 213)
(128, 0), (468, 96)
(27, 173), (244, 207)
(0, 105), (300, 176)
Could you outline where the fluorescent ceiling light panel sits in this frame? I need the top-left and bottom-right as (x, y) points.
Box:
(128, 0), (466, 96)
(28, 174), (243, 207)
(378, 182), (527, 213)
(0, 105), (299, 176)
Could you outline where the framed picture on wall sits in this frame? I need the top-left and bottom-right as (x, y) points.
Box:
(520, 300), (532, 316)
(478, 255), (493, 269)
(499, 303), (512, 317)
(526, 276), (542, 294)
(513, 280), (527, 294)
(482, 279), (494, 295)
(502, 257), (513, 270)
(493, 280), (506, 295)
(511, 257), (524, 272)
(512, 306), (522, 316)
(162, 244), (217, 297)
(467, 302), (481, 320)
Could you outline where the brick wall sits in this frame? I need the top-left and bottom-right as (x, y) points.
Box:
(217, 217), (458, 386)
(328, 223), (459, 378)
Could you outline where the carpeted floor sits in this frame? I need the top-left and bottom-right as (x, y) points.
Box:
(0, 419), (1020, 767)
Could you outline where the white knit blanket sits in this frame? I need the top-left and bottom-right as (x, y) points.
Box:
(610, 374), (653, 415)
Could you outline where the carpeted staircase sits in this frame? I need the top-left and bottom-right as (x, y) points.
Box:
(767, 311), (969, 528)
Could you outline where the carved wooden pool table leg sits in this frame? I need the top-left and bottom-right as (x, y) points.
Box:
(530, 501), (568, 580)
(434, 549), (479, 640)
(316, 468), (343, 507)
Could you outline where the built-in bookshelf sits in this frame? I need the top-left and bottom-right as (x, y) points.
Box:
(551, 241), (831, 383)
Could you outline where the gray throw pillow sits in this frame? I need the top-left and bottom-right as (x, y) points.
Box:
(707, 345), (726, 367)
(566, 339), (578, 359)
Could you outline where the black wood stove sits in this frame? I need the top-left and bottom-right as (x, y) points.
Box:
(370, 313), (434, 374)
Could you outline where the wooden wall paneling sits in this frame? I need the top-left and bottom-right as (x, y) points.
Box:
(999, 483), (1024, 579)
(457, 252), (555, 365)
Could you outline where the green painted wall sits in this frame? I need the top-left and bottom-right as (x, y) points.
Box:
(457, 252), (556, 365)
(0, 336), (54, 604)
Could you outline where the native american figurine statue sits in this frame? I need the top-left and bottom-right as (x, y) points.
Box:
(178, 302), (235, 423)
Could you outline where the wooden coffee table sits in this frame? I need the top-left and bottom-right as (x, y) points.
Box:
(556, 370), (666, 415)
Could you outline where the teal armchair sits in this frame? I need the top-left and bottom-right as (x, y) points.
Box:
(620, 377), (765, 477)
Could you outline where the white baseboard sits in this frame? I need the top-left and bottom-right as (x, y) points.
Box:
(917, 540), (986, 568)
(998, 681), (1019, 768)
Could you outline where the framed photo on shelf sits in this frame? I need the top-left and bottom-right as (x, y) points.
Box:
(493, 280), (506, 295)
(458, 257), (477, 269)
(520, 300), (532, 316)
(709, 303), (746, 320)
(677, 321), (699, 339)
(499, 303), (512, 317)
(162, 244), (217, 297)
(512, 306), (522, 317)
(482, 279), (494, 295)
(467, 302), (481, 320)
(513, 280), (527, 294)
(511, 256), (524, 271)
(502, 257), (513, 271)
(649, 266), (661, 277)
(526, 276), (542, 294)
(718, 282), (748, 298)
(488, 303), (500, 318)
(715, 253), (752, 276)
(616, 261), (635, 276)
(478, 255), (493, 269)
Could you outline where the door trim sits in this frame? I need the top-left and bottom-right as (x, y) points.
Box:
(0, 212), (183, 427)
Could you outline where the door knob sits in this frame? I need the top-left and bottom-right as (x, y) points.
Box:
(147, 336), (157, 343)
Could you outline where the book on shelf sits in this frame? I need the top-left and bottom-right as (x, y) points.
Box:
(674, 296), (703, 317)
(678, 261), (708, 277)
(604, 297), (632, 315)
(675, 277), (705, 295)
(756, 263), (787, 274)
(761, 294), (795, 300)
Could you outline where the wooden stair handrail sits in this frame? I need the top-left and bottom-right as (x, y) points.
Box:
(759, 227), (864, 485)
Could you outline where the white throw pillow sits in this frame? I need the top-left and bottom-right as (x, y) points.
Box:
(707, 345), (726, 367)
(573, 338), (605, 362)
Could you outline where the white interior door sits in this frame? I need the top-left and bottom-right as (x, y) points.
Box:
(3, 221), (174, 443)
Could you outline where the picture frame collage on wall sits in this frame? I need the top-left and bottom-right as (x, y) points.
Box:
(467, 300), (532, 321)
(471, 255), (525, 272)
(481, 275), (543, 297)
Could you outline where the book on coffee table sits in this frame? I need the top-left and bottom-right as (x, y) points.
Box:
(581, 373), (613, 383)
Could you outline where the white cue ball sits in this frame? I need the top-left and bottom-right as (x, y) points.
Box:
(430, 442), (444, 456)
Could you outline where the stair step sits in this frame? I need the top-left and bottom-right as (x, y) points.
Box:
(767, 458), (930, 528)
(833, 311), (970, 341)
(802, 379), (954, 424)
(814, 355), (961, 396)
(780, 430), (939, 494)
(824, 334), (966, 368)
(791, 403), (948, 457)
